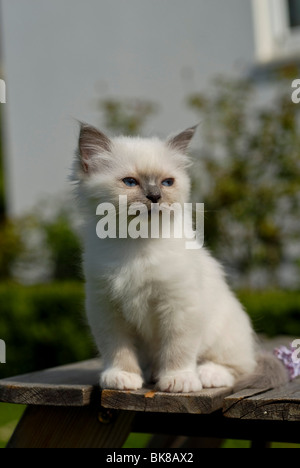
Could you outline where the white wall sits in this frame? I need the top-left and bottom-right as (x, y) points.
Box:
(1, 0), (256, 215)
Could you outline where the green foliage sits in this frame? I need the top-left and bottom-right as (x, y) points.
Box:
(187, 77), (300, 288)
(0, 220), (23, 280)
(11, 207), (83, 283)
(237, 289), (300, 337)
(0, 282), (94, 379)
(99, 98), (158, 135)
(0, 403), (25, 448)
(42, 213), (83, 281)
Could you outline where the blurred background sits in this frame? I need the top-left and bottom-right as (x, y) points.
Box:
(0, 0), (300, 447)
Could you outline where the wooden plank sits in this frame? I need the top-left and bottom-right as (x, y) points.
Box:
(0, 358), (232, 413)
(223, 378), (300, 421)
(99, 336), (299, 415)
(0, 336), (296, 411)
(101, 386), (233, 414)
(7, 405), (134, 448)
(0, 359), (102, 406)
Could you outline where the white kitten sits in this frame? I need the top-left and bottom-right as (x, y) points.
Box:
(71, 124), (288, 393)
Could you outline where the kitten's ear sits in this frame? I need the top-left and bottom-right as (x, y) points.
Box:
(167, 125), (197, 153)
(78, 123), (112, 173)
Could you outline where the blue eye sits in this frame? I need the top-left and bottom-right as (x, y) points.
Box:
(123, 177), (139, 187)
(162, 178), (174, 187)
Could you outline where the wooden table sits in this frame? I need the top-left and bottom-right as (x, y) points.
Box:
(0, 337), (299, 448)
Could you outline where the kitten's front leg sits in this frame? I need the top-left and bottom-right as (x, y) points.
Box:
(157, 369), (202, 393)
(155, 320), (203, 393)
(100, 347), (144, 391)
(86, 296), (143, 391)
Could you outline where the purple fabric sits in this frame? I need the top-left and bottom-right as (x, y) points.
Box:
(274, 344), (300, 380)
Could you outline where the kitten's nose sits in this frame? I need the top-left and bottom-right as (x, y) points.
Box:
(146, 189), (161, 203)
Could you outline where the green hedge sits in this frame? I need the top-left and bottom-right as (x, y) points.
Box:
(0, 282), (94, 378)
(0, 282), (299, 379)
(237, 290), (300, 338)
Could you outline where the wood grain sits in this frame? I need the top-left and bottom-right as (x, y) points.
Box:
(0, 336), (297, 415)
(7, 406), (134, 448)
(0, 359), (102, 406)
(0, 358), (232, 413)
(101, 386), (233, 414)
(223, 379), (300, 421)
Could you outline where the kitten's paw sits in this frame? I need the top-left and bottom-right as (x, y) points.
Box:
(198, 362), (235, 388)
(100, 368), (143, 390)
(156, 371), (203, 393)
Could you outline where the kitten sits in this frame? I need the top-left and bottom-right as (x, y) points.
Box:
(71, 123), (289, 393)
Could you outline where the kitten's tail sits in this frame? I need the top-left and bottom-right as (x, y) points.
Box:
(233, 351), (290, 392)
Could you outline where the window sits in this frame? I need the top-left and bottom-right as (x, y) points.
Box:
(288, 0), (300, 28)
(252, 0), (300, 62)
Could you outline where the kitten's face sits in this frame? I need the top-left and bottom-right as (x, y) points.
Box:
(75, 125), (196, 211)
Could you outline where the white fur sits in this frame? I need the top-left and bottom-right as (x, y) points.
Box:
(72, 130), (257, 393)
